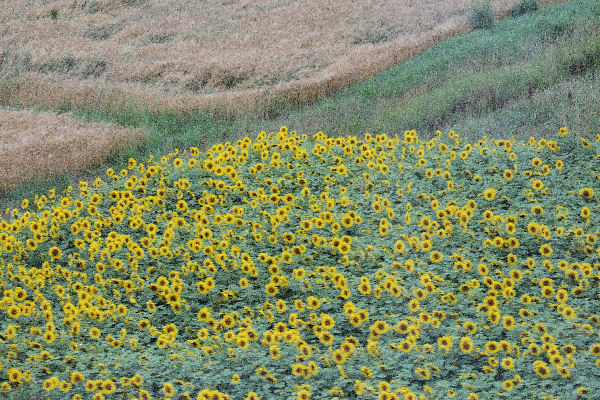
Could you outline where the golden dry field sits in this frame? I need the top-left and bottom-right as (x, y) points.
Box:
(0, 0), (572, 193)
(0, 107), (147, 192)
(0, 0), (564, 115)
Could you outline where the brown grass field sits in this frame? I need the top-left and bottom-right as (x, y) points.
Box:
(0, 107), (147, 192)
(0, 0), (568, 195)
(0, 0), (564, 116)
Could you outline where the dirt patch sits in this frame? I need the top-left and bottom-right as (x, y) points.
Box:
(0, 0), (568, 116)
(0, 108), (148, 192)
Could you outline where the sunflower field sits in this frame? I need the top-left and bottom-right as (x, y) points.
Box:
(1, 126), (600, 400)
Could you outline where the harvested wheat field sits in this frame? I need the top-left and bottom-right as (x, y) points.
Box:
(0, 108), (147, 192)
(0, 0), (566, 116)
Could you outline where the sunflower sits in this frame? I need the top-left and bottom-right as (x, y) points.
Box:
(399, 339), (412, 353)
(415, 367), (430, 380)
(58, 381), (71, 393)
(358, 281), (371, 295)
(589, 344), (600, 357)
(70, 372), (85, 385)
(533, 362), (551, 379)
(84, 380), (97, 392)
(306, 296), (320, 310)
(44, 331), (56, 343)
(502, 315), (515, 330)
(341, 214), (353, 228)
(408, 299), (420, 312)
(43, 378), (57, 391)
(338, 242), (350, 254)
(419, 312), (431, 324)
(116, 304), (128, 316)
(429, 251), (443, 263)
(156, 336), (167, 348)
(501, 357), (515, 370)
(437, 336), (453, 352)
(539, 244), (553, 257)
(298, 218), (312, 231)
(26, 238), (38, 250)
(139, 390), (151, 400)
(129, 374), (142, 387)
(100, 380), (115, 394)
(321, 314), (335, 330)
(236, 276), (249, 289)
(297, 389), (311, 400)
(291, 363), (306, 377)
(579, 187), (594, 199)
(332, 349), (346, 364)
(349, 314), (362, 327)
(48, 246), (62, 261)
(483, 188), (496, 201)
(244, 392), (260, 400)
(371, 320), (389, 335)
(580, 206), (591, 219)
(7, 368), (21, 383)
(234, 334), (249, 349)
(283, 232), (296, 244)
(463, 320), (477, 334)
(7, 305), (20, 319)
(460, 336), (474, 353)
(549, 354), (564, 366)
(502, 380), (514, 391)
(378, 223), (389, 236)
(89, 327), (101, 339)
(265, 283), (279, 296)
(221, 315), (235, 330)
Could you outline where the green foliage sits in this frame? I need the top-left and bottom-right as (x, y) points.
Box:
(512, 0), (539, 17)
(469, 2), (494, 30)
(594, 0), (600, 17)
(535, 12), (574, 41)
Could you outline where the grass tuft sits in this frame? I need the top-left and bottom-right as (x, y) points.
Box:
(469, 2), (494, 29)
(512, 0), (539, 16)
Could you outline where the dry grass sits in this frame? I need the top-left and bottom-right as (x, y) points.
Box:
(0, 0), (567, 116)
(0, 107), (148, 192)
(0, 0), (570, 198)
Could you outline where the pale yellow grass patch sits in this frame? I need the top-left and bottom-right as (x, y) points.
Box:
(0, 0), (567, 116)
(0, 108), (148, 192)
